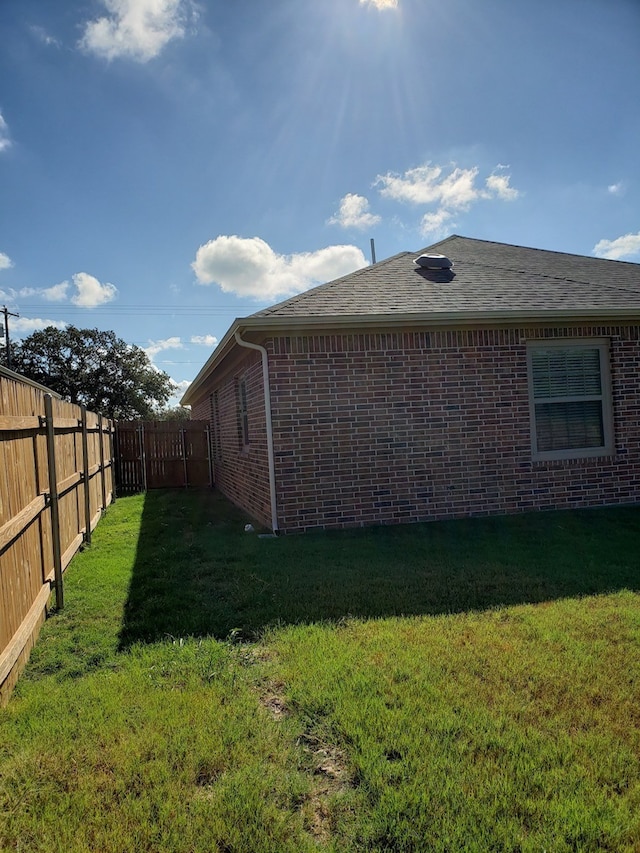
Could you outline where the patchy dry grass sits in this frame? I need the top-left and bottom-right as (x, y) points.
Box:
(268, 596), (640, 851)
(1, 490), (639, 851)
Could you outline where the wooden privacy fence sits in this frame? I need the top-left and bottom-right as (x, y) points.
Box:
(0, 367), (114, 705)
(115, 420), (212, 493)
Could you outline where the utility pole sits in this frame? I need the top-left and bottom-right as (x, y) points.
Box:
(1, 305), (19, 369)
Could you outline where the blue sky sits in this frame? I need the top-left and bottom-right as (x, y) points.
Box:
(1, 0), (639, 403)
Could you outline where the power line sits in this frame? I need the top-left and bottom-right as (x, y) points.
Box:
(15, 304), (240, 315)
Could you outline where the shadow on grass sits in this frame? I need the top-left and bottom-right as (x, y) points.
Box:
(118, 489), (640, 648)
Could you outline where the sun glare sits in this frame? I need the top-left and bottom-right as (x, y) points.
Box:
(360, 0), (399, 8)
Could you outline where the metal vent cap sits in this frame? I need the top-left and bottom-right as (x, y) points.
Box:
(414, 253), (453, 270)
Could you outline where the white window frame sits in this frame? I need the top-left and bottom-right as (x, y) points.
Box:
(527, 339), (614, 462)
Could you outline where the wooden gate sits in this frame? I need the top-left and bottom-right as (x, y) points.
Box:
(115, 421), (212, 493)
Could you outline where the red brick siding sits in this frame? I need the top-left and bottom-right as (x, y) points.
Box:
(267, 326), (640, 532)
(191, 350), (271, 527)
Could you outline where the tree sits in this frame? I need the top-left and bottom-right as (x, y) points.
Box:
(11, 326), (176, 419)
(153, 405), (192, 421)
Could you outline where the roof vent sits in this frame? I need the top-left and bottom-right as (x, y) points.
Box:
(414, 253), (453, 270)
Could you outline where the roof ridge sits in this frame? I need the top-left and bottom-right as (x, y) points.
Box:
(245, 234), (640, 323)
(419, 233), (461, 252)
(438, 234), (640, 267)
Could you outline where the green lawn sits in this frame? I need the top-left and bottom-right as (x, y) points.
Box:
(1, 490), (639, 852)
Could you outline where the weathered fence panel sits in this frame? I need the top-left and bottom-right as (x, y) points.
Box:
(115, 421), (212, 493)
(0, 366), (114, 705)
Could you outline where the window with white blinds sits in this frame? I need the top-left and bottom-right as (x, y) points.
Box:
(527, 341), (614, 460)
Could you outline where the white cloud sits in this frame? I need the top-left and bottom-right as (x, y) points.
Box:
(41, 281), (70, 301)
(485, 173), (519, 201)
(17, 282), (71, 301)
(608, 182), (625, 196)
(375, 161), (519, 240)
(192, 235), (368, 299)
(12, 317), (67, 336)
(420, 209), (455, 239)
(190, 334), (218, 347)
(360, 0), (398, 9)
(0, 251), (13, 270)
(79, 0), (193, 62)
(376, 164), (481, 209)
(70, 272), (118, 307)
(376, 162), (520, 209)
(2, 272), (115, 308)
(328, 194), (381, 230)
(30, 25), (61, 47)
(144, 336), (183, 360)
(0, 113), (11, 153)
(592, 232), (640, 261)
(169, 378), (191, 407)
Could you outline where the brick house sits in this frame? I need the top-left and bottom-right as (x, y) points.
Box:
(181, 235), (640, 533)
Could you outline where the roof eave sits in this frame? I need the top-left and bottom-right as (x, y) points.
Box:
(181, 306), (640, 406)
(180, 317), (244, 406)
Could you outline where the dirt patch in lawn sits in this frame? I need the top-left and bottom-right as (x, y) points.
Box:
(298, 732), (352, 844)
(258, 679), (352, 843)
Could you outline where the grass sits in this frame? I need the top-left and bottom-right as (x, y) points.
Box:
(1, 490), (640, 851)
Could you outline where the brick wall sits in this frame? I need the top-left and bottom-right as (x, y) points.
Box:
(191, 349), (271, 528)
(267, 325), (640, 532)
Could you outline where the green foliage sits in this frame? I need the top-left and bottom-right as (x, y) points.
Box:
(11, 325), (174, 419)
(153, 405), (192, 421)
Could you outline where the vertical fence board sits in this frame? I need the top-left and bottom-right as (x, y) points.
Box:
(81, 406), (91, 545)
(98, 414), (106, 513)
(115, 421), (211, 493)
(44, 395), (63, 610)
(0, 369), (114, 705)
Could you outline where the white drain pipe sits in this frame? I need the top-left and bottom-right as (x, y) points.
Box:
(234, 330), (279, 534)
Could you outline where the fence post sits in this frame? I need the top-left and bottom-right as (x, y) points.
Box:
(109, 420), (117, 502)
(80, 405), (91, 546)
(180, 428), (188, 488)
(114, 421), (123, 494)
(98, 414), (107, 512)
(139, 423), (147, 492)
(44, 394), (64, 610)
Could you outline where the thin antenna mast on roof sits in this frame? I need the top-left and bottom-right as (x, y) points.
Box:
(370, 238), (376, 265)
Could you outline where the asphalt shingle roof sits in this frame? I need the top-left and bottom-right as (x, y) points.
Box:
(249, 235), (640, 319)
(183, 236), (640, 405)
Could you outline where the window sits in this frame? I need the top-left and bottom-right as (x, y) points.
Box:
(238, 379), (249, 447)
(527, 340), (614, 461)
(210, 391), (222, 460)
